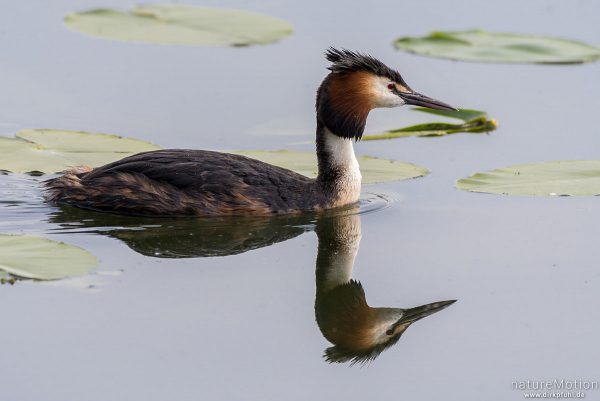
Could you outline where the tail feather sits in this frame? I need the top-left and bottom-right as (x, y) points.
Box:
(43, 166), (93, 203)
(42, 165), (201, 215)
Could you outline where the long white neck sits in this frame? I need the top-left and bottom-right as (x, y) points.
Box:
(317, 129), (362, 207)
(316, 214), (362, 294)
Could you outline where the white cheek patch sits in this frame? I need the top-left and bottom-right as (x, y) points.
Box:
(371, 309), (405, 344)
(371, 76), (406, 108)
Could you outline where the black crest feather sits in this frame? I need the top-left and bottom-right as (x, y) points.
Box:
(315, 48), (411, 140)
(325, 47), (407, 86)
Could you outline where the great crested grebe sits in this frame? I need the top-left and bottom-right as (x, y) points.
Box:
(45, 48), (455, 216)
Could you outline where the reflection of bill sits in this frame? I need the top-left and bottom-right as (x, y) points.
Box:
(314, 213), (456, 365)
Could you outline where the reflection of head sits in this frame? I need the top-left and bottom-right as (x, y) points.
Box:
(316, 280), (404, 365)
(314, 213), (456, 365)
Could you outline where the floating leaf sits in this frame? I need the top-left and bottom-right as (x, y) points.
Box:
(229, 150), (428, 183)
(0, 130), (427, 182)
(394, 30), (600, 64)
(363, 108), (497, 141)
(0, 234), (98, 280)
(457, 161), (600, 196)
(0, 129), (160, 174)
(411, 108), (487, 122)
(65, 5), (293, 46)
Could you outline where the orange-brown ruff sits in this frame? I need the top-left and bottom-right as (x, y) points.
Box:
(45, 48), (455, 216)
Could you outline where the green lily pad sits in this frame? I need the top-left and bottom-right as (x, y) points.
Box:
(229, 150), (428, 183)
(65, 5), (293, 46)
(394, 30), (600, 64)
(457, 161), (600, 196)
(363, 108), (497, 140)
(410, 108), (488, 122)
(0, 129), (427, 182)
(0, 234), (98, 280)
(0, 129), (160, 174)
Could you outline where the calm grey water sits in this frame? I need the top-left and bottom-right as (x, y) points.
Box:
(1, 1), (600, 400)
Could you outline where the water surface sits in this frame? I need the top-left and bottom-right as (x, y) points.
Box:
(1, 1), (599, 400)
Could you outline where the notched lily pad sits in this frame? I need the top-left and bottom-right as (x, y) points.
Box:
(229, 150), (429, 183)
(0, 234), (98, 280)
(457, 160), (600, 196)
(65, 4), (293, 46)
(0, 129), (160, 174)
(394, 30), (600, 64)
(363, 108), (497, 141)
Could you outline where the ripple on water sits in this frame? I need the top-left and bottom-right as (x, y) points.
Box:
(0, 173), (55, 232)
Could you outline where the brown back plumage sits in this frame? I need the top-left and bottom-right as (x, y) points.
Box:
(44, 150), (324, 216)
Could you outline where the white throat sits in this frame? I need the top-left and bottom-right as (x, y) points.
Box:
(322, 129), (362, 206)
(318, 214), (362, 293)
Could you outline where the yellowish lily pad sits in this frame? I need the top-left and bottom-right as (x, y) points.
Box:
(363, 108), (497, 140)
(0, 234), (98, 280)
(457, 161), (600, 196)
(394, 30), (600, 64)
(230, 150), (429, 183)
(0, 129), (428, 183)
(65, 5), (293, 46)
(0, 129), (160, 174)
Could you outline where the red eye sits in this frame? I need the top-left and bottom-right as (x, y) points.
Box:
(387, 83), (395, 90)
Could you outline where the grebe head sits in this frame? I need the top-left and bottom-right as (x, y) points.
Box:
(317, 47), (456, 140)
(317, 281), (456, 364)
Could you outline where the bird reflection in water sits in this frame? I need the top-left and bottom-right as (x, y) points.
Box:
(48, 204), (316, 258)
(50, 201), (455, 365)
(314, 212), (456, 365)
(47, 193), (386, 258)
